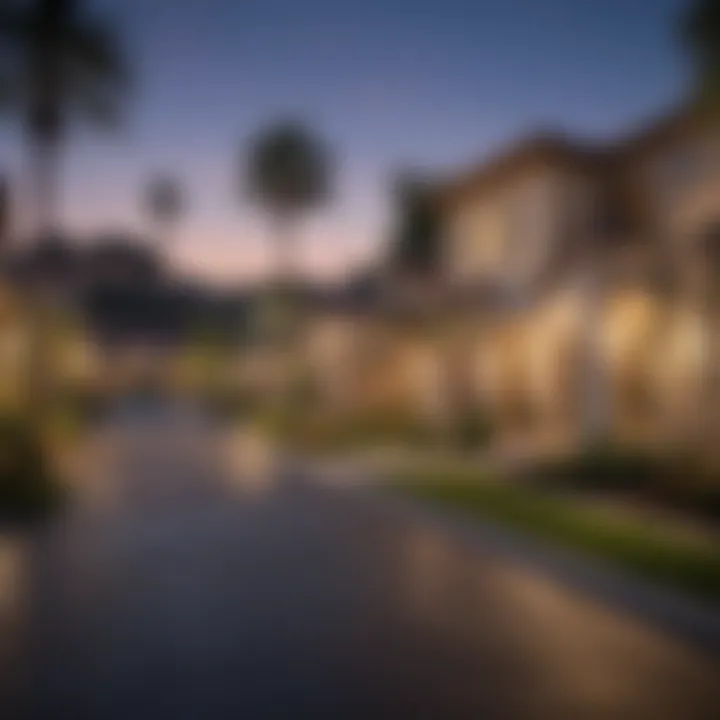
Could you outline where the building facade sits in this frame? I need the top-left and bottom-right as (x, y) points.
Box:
(436, 105), (720, 453)
(298, 105), (720, 457)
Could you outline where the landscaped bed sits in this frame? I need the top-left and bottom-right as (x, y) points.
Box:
(0, 415), (62, 522)
(255, 405), (493, 456)
(389, 469), (720, 604)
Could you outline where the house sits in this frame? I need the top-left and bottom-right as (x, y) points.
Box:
(301, 103), (719, 456)
(435, 102), (719, 451)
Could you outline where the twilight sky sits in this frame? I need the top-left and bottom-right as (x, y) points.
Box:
(1, 0), (691, 286)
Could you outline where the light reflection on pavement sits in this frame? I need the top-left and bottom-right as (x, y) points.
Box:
(1, 402), (719, 719)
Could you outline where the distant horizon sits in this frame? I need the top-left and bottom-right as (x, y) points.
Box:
(0, 0), (691, 285)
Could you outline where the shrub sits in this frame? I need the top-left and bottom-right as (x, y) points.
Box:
(534, 444), (720, 522)
(536, 444), (667, 491)
(350, 410), (435, 448)
(206, 388), (252, 422)
(51, 385), (109, 437)
(390, 473), (720, 602)
(450, 409), (494, 451)
(0, 416), (60, 521)
(255, 405), (438, 452)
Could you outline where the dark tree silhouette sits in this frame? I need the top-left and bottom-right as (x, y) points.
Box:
(0, 0), (128, 237)
(0, 0), (127, 420)
(144, 176), (184, 246)
(682, 0), (720, 107)
(245, 120), (331, 287)
(391, 172), (441, 278)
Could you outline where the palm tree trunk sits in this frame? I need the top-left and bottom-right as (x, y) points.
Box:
(31, 135), (61, 240)
(24, 135), (62, 424)
(263, 213), (302, 454)
(270, 212), (297, 344)
(273, 212), (295, 293)
(153, 218), (175, 250)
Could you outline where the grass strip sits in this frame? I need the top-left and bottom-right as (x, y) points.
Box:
(390, 471), (720, 603)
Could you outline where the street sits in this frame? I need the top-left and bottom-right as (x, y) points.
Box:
(1, 402), (719, 719)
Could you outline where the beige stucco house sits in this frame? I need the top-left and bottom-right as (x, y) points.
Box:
(435, 104), (719, 451)
(300, 104), (719, 455)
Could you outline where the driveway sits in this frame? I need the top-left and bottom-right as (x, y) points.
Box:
(1, 402), (719, 719)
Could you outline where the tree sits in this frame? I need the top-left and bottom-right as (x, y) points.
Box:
(144, 176), (183, 247)
(682, 0), (720, 108)
(0, 0), (127, 423)
(0, 0), (128, 238)
(243, 121), (331, 425)
(390, 172), (441, 278)
(244, 120), (331, 290)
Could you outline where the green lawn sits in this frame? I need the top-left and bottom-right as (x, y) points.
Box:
(390, 471), (720, 603)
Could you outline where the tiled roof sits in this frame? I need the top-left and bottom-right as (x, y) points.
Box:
(437, 132), (609, 208)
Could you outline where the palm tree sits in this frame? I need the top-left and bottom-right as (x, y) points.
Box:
(0, 0), (126, 421)
(682, 0), (720, 108)
(244, 120), (331, 293)
(243, 121), (331, 427)
(144, 175), (183, 247)
(0, 0), (128, 238)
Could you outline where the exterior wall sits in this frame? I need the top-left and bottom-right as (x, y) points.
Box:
(466, 287), (673, 449)
(639, 125), (720, 240)
(302, 317), (430, 416)
(444, 166), (595, 301)
(303, 316), (362, 409)
(435, 117), (720, 452)
(445, 187), (510, 283)
(650, 301), (706, 447)
(299, 290), (712, 455)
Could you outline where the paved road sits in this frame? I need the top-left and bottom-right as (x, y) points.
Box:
(1, 403), (719, 719)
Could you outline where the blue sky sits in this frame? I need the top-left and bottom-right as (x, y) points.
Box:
(1, 0), (691, 284)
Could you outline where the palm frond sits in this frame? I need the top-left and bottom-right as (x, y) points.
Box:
(0, 1), (129, 131)
(68, 17), (128, 90)
(683, 0), (720, 104)
(0, 4), (30, 110)
(71, 79), (123, 128)
(246, 121), (331, 214)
